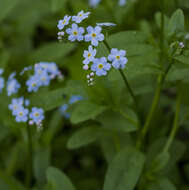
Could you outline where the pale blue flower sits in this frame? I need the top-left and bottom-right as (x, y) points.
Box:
(108, 48), (128, 69)
(85, 26), (104, 46)
(91, 57), (111, 76)
(69, 95), (83, 104)
(83, 45), (97, 65)
(72, 10), (90, 23)
(29, 107), (44, 124)
(57, 15), (71, 30)
(0, 77), (4, 93)
(96, 22), (116, 27)
(119, 0), (127, 6)
(15, 107), (29, 122)
(26, 75), (40, 92)
(89, 0), (101, 7)
(59, 104), (70, 118)
(39, 71), (51, 86)
(9, 97), (24, 116)
(0, 69), (4, 75)
(7, 75), (21, 96)
(66, 24), (85, 42)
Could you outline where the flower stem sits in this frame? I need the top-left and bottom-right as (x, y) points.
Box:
(25, 124), (33, 189)
(136, 74), (163, 149)
(163, 87), (181, 152)
(103, 40), (142, 124)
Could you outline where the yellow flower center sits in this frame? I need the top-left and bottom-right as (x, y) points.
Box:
(32, 83), (36, 87)
(98, 64), (103, 69)
(73, 31), (78, 35)
(92, 33), (96, 37)
(19, 112), (23, 116)
(34, 112), (39, 117)
(79, 14), (83, 17)
(116, 55), (120, 60)
(62, 20), (66, 24)
(88, 53), (91, 57)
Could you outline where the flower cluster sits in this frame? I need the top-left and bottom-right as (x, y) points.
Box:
(57, 10), (128, 86)
(59, 95), (83, 118)
(8, 97), (44, 127)
(0, 69), (4, 93)
(26, 62), (62, 93)
(57, 10), (104, 47)
(2, 62), (62, 128)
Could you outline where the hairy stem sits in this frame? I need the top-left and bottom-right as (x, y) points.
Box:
(163, 88), (181, 152)
(26, 124), (33, 189)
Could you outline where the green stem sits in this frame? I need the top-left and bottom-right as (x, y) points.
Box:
(103, 40), (141, 124)
(163, 88), (181, 152)
(26, 124), (33, 189)
(136, 74), (163, 149)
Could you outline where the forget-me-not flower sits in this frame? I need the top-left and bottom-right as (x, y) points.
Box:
(89, 0), (101, 7)
(91, 57), (111, 76)
(66, 24), (85, 42)
(15, 107), (29, 123)
(83, 45), (97, 65)
(72, 10), (90, 23)
(26, 75), (40, 92)
(119, 0), (127, 6)
(29, 107), (44, 124)
(85, 26), (104, 46)
(108, 48), (128, 69)
(7, 74), (21, 96)
(57, 15), (71, 30)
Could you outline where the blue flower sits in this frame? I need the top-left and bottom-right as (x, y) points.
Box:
(0, 77), (4, 93)
(72, 10), (90, 23)
(85, 26), (104, 46)
(39, 71), (51, 86)
(89, 0), (101, 7)
(0, 69), (4, 75)
(96, 22), (116, 27)
(29, 107), (44, 124)
(57, 15), (71, 30)
(59, 104), (70, 118)
(9, 97), (24, 116)
(15, 107), (29, 123)
(119, 0), (126, 6)
(108, 48), (128, 69)
(69, 95), (83, 104)
(7, 75), (21, 96)
(83, 45), (97, 65)
(26, 75), (40, 92)
(25, 99), (30, 106)
(91, 57), (111, 76)
(66, 24), (85, 42)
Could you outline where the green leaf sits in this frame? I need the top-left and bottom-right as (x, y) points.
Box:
(97, 110), (138, 133)
(67, 126), (101, 149)
(71, 101), (107, 124)
(147, 178), (176, 190)
(174, 55), (189, 65)
(168, 9), (185, 37)
(30, 88), (65, 111)
(107, 31), (148, 47)
(31, 42), (75, 62)
(46, 167), (75, 190)
(0, 0), (20, 22)
(34, 147), (50, 186)
(149, 152), (170, 174)
(103, 147), (145, 190)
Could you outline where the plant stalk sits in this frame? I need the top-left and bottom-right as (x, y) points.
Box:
(26, 124), (33, 189)
(163, 88), (181, 152)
